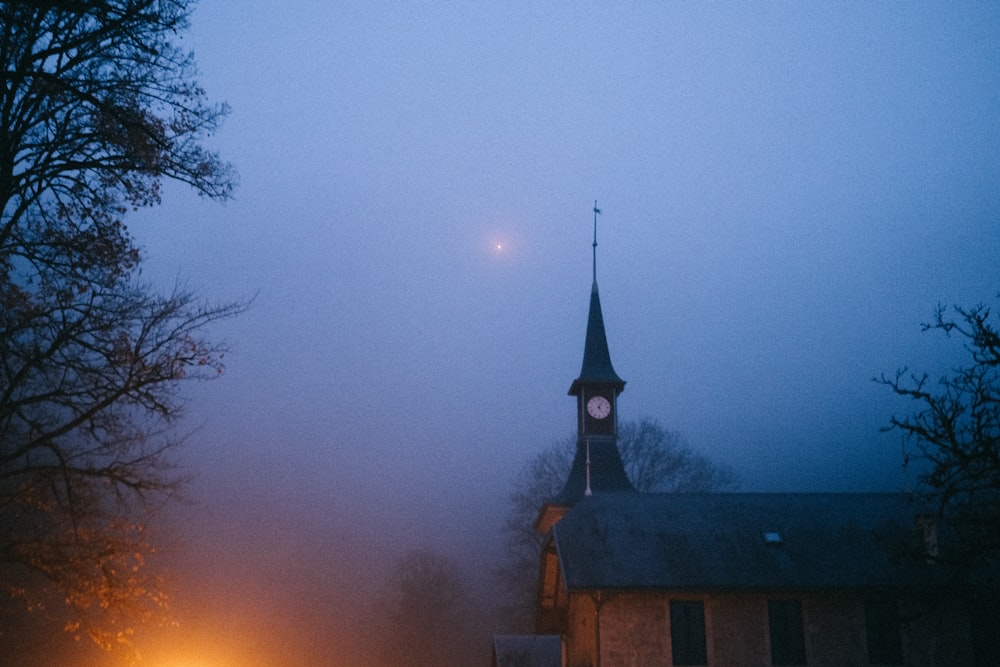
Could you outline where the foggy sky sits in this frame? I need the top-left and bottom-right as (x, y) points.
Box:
(117, 3), (1000, 665)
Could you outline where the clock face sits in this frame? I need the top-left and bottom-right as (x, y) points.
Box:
(587, 395), (611, 419)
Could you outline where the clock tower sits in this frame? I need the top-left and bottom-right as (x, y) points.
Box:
(535, 204), (635, 533)
(570, 279), (625, 440)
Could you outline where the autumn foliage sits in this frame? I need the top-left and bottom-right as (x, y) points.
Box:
(0, 0), (241, 656)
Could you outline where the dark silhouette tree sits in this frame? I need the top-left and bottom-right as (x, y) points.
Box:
(496, 418), (738, 630)
(878, 302), (1000, 574)
(617, 418), (740, 493)
(380, 549), (481, 667)
(0, 0), (241, 655)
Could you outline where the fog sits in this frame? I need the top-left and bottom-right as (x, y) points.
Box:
(12, 3), (1000, 665)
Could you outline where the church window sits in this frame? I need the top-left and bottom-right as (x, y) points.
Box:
(768, 599), (806, 665)
(669, 600), (707, 665)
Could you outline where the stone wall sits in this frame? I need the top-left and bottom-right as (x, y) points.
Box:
(558, 590), (974, 667)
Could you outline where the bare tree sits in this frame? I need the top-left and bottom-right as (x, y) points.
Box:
(379, 549), (482, 667)
(618, 419), (740, 493)
(496, 418), (738, 630)
(0, 0), (240, 655)
(877, 302), (1000, 573)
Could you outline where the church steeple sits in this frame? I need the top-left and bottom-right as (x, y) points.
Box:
(568, 280), (625, 396)
(535, 204), (635, 533)
(570, 201), (625, 394)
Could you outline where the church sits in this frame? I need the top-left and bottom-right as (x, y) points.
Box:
(493, 209), (997, 667)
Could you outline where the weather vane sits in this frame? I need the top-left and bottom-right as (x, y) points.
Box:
(592, 200), (601, 284)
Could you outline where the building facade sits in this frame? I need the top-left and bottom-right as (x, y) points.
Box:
(496, 212), (997, 667)
(538, 492), (986, 667)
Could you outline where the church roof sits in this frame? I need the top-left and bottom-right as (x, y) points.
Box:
(551, 492), (940, 592)
(568, 281), (624, 396)
(549, 439), (635, 507)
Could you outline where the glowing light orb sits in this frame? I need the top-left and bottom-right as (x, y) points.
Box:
(485, 227), (521, 262)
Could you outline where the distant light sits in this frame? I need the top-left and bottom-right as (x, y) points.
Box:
(763, 531), (784, 544)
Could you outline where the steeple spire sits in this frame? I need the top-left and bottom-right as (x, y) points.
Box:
(549, 203), (633, 511)
(569, 283), (624, 394)
(570, 203), (623, 396)
(592, 200), (600, 285)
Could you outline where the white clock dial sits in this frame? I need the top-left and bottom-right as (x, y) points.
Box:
(587, 395), (611, 419)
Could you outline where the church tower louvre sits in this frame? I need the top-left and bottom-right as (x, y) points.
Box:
(535, 203), (635, 534)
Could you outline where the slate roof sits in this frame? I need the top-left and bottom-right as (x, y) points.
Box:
(493, 634), (561, 667)
(551, 492), (939, 592)
(550, 439), (635, 506)
(568, 282), (624, 395)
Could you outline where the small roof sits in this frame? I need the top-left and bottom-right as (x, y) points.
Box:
(568, 282), (624, 395)
(552, 492), (938, 592)
(548, 439), (635, 507)
(493, 634), (561, 667)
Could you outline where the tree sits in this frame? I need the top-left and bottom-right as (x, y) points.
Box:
(0, 0), (240, 655)
(379, 549), (482, 667)
(496, 418), (738, 630)
(878, 302), (1000, 574)
(617, 418), (741, 493)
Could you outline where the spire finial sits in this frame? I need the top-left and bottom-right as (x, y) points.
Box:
(592, 201), (601, 284)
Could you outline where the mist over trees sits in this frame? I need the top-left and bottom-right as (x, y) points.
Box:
(378, 549), (488, 667)
(878, 302), (1000, 574)
(0, 0), (240, 656)
(496, 418), (738, 630)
